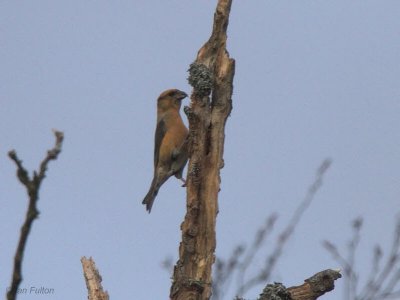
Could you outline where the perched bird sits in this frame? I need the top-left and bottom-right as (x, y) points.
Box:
(142, 89), (189, 213)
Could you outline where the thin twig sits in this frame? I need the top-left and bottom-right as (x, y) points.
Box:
(346, 218), (362, 300)
(236, 158), (332, 296)
(323, 240), (352, 271)
(323, 219), (362, 300)
(325, 216), (400, 300)
(6, 130), (64, 300)
(378, 289), (400, 300)
(236, 214), (277, 292)
(382, 268), (400, 299)
(360, 245), (382, 298)
(213, 245), (245, 300)
(371, 217), (400, 299)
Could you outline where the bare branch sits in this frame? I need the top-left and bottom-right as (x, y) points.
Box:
(361, 244), (382, 298)
(6, 130), (64, 300)
(369, 217), (400, 300)
(346, 218), (363, 300)
(81, 257), (109, 300)
(322, 241), (351, 270)
(237, 158), (332, 296)
(325, 216), (400, 300)
(256, 269), (342, 300)
(286, 269), (342, 300)
(213, 245), (246, 300)
(235, 215), (278, 293)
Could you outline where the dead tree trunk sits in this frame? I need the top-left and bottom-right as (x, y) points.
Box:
(169, 1), (235, 300)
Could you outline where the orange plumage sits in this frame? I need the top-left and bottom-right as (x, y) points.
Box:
(142, 89), (189, 213)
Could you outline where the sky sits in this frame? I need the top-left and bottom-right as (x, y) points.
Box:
(1, 1), (400, 299)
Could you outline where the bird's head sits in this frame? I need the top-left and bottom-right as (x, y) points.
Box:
(157, 89), (188, 111)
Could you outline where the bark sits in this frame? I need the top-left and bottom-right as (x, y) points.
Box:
(287, 269), (342, 300)
(81, 257), (109, 300)
(170, 0), (235, 300)
(6, 130), (64, 300)
(258, 269), (342, 300)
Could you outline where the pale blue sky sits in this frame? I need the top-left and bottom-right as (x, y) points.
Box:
(1, 1), (400, 299)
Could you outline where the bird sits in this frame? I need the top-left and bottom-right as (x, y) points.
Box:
(142, 89), (189, 213)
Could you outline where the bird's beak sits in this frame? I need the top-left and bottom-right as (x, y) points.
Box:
(178, 91), (188, 101)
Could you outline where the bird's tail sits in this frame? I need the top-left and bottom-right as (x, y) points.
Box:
(142, 178), (159, 213)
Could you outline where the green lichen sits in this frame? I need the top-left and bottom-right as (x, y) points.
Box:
(187, 63), (213, 97)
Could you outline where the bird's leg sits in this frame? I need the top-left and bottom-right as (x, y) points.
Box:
(180, 177), (187, 187)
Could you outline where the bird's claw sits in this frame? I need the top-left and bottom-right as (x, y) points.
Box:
(180, 178), (187, 187)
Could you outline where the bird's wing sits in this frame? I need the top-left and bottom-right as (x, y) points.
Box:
(171, 136), (189, 179)
(171, 136), (188, 160)
(154, 118), (166, 168)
